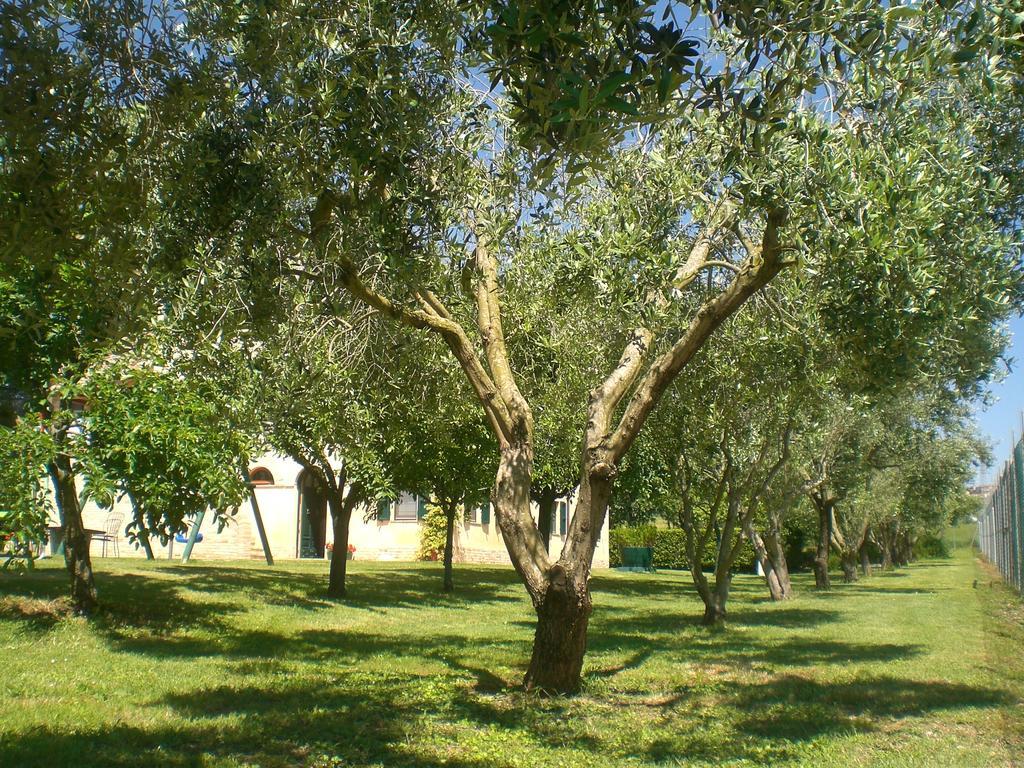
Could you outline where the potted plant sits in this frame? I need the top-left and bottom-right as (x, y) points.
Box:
(347, 543), (356, 560)
(325, 542), (334, 560)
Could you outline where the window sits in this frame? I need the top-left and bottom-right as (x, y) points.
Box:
(393, 492), (425, 522)
(465, 501), (490, 525)
(249, 467), (274, 486)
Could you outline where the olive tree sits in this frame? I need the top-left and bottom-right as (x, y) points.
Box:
(22, 0), (1011, 687)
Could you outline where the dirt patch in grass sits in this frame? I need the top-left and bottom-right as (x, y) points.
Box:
(0, 595), (74, 630)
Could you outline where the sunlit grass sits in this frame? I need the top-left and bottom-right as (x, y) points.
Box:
(1, 546), (1021, 767)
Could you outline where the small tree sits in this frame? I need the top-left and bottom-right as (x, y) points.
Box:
(385, 342), (496, 592)
(82, 364), (253, 555)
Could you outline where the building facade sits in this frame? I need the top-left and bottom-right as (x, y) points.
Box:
(69, 453), (611, 568)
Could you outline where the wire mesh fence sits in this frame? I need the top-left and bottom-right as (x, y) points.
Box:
(978, 438), (1024, 591)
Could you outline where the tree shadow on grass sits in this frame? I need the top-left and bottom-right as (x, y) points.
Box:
(150, 562), (524, 612)
(590, 615), (921, 673)
(2, 565), (1011, 768)
(157, 672), (603, 761)
(0, 569), (243, 639)
(635, 674), (1012, 766)
(0, 677), (511, 768)
(6, 669), (1004, 768)
(732, 674), (1012, 741)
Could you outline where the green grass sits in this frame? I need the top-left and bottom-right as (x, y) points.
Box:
(1, 547), (1022, 767)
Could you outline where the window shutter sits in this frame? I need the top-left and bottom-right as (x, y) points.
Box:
(417, 496), (427, 520)
(480, 503), (491, 525)
(377, 499), (391, 521)
(559, 502), (567, 536)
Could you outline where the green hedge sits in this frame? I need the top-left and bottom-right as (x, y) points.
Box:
(652, 528), (687, 570)
(608, 525), (685, 569)
(609, 525), (756, 571)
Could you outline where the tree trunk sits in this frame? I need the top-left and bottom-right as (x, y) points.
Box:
(523, 564), (592, 694)
(327, 487), (359, 598)
(901, 534), (916, 565)
(535, 486), (557, 554)
(813, 498), (832, 590)
(840, 551), (859, 583)
(443, 501), (456, 593)
(859, 542), (872, 577)
(763, 525), (793, 599)
(896, 540), (909, 567)
(490, 440), (591, 694)
(702, 574), (731, 626)
(881, 540), (894, 570)
(747, 523), (786, 601)
(48, 453), (97, 615)
(126, 489), (155, 560)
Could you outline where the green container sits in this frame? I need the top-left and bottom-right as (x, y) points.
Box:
(622, 546), (654, 570)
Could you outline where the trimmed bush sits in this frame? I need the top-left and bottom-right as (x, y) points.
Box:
(652, 528), (687, 570)
(914, 533), (950, 559)
(609, 524), (758, 571)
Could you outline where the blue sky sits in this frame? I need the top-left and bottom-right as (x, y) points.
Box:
(973, 314), (1024, 485)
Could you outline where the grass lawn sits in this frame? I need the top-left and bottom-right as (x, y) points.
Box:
(2, 545), (1023, 768)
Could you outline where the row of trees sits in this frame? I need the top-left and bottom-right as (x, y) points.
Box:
(2, 0), (1023, 693)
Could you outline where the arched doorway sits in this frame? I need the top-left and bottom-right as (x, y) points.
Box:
(296, 469), (328, 559)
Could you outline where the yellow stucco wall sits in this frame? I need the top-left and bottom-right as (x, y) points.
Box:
(67, 452), (610, 568)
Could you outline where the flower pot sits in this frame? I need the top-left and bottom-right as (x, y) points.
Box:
(346, 551), (353, 560)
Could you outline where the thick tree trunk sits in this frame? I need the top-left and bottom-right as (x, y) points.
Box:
(813, 499), (832, 590)
(900, 534), (916, 565)
(443, 501), (456, 593)
(881, 541), (894, 570)
(535, 487), (557, 554)
(489, 440), (590, 694)
(327, 488), (358, 598)
(840, 551), (859, 583)
(859, 542), (872, 577)
(764, 568), (785, 601)
(747, 523), (786, 601)
(523, 564), (592, 694)
(701, 575), (731, 625)
(48, 454), (97, 615)
(763, 525), (793, 599)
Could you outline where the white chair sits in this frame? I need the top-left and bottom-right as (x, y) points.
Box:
(92, 513), (123, 557)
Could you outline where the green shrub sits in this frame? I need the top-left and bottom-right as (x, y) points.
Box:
(609, 525), (758, 571)
(417, 505), (448, 560)
(783, 521), (816, 571)
(914, 533), (950, 559)
(652, 528), (687, 569)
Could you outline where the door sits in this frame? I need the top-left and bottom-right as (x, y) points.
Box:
(297, 470), (328, 558)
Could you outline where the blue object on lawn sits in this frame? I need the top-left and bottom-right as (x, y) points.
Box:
(175, 532), (203, 544)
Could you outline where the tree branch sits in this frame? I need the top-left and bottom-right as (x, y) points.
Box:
(607, 205), (789, 462)
(472, 237), (532, 440)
